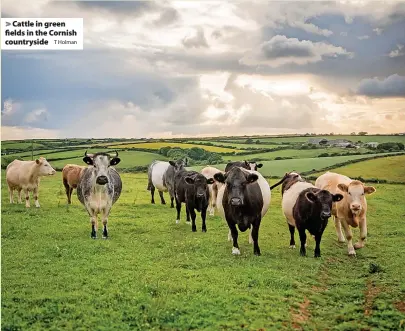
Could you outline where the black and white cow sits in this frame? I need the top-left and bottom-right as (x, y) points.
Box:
(214, 167), (271, 256)
(77, 151), (122, 239)
(276, 172), (343, 257)
(147, 158), (187, 208)
(173, 168), (214, 232)
(225, 160), (263, 172)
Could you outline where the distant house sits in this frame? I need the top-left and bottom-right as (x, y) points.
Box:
(308, 138), (328, 145)
(364, 142), (379, 148)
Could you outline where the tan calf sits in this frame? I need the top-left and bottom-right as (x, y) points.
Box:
(200, 166), (224, 216)
(6, 157), (56, 208)
(315, 171), (376, 256)
(62, 164), (87, 204)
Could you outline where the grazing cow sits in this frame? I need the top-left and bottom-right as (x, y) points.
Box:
(6, 157), (56, 208)
(315, 171), (376, 256)
(200, 166), (224, 216)
(62, 164), (86, 204)
(147, 158), (187, 208)
(214, 167), (271, 256)
(173, 169), (214, 232)
(225, 160), (263, 172)
(77, 151), (122, 239)
(278, 172), (343, 257)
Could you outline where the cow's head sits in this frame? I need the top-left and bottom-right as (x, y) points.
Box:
(244, 160), (263, 171)
(83, 151), (121, 185)
(35, 157), (56, 176)
(185, 174), (214, 198)
(280, 171), (304, 195)
(337, 180), (376, 215)
(305, 190), (343, 221)
(169, 158), (188, 172)
(214, 167), (258, 206)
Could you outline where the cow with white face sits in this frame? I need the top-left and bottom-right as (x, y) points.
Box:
(225, 161), (263, 172)
(315, 171), (376, 256)
(77, 151), (122, 239)
(6, 157), (56, 208)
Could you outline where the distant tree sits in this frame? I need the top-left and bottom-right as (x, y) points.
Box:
(245, 138), (254, 144)
(398, 143), (404, 150)
(358, 131), (368, 136)
(351, 132), (356, 135)
(318, 153), (329, 157)
(255, 140), (261, 144)
(159, 146), (172, 156)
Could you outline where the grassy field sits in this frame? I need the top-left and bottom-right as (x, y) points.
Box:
(109, 142), (241, 153)
(188, 140), (283, 150)
(222, 135), (405, 144)
(2, 170), (405, 330)
(313, 155), (405, 183)
(193, 154), (392, 177)
(224, 147), (371, 161)
(1, 142), (48, 150)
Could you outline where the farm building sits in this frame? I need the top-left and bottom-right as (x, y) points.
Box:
(364, 142), (379, 148)
(308, 138), (328, 145)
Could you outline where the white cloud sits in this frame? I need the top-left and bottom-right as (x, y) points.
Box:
(24, 108), (49, 123)
(373, 27), (383, 35)
(388, 44), (404, 58)
(1, 126), (59, 140)
(357, 35), (370, 40)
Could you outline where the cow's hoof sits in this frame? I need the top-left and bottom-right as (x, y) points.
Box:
(354, 243), (364, 250)
(161, 202), (166, 205)
(192, 227), (197, 232)
(102, 235), (108, 239)
(232, 247), (240, 255)
(289, 245), (296, 249)
(254, 251), (261, 256)
(91, 236), (97, 239)
(202, 228), (207, 233)
(314, 253), (321, 258)
(348, 251), (356, 257)
(300, 250), (306, 257)
(175, 220), (180, 224)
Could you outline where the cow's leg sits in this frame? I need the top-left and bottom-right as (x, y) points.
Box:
(248, 227), (253, 244)
(175, 199), (181, 224)
(227, 229), (232, 241)
(63, 179), (71, 204)
(289, 224), (296, 248)
(17, 189), (22, 203)
(159, 191), (166, 205)
(208, 192), (215, 216)
(69, 188), (74, 203)
(170, 195), (174, 208)
(24, 189), (31, 208)
(354, 218), (367, 250)
(190, 208), (197, 232)
(227, 221), (240, 255)
(251, 221), (261, 256)
(334, 216), (345, 243)
(298, 228), (307, 256)
(340, 219), (355, 256)
(8, 186), (14, 204)
(102, 210), (110, 239)
(314, 232), (324, 258)
(33, 186), (40, 208)
(201, 207), (207, 232)
(185, 204), (191, 224)
(150, 186), (155, 204)
(90, 214), (97, 239)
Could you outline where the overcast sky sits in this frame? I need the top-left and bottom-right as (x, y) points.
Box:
(2, 0), (405, 140)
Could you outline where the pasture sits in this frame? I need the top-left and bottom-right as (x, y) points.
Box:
(2, 168), (405, 330)
(108, 142), (241, 153)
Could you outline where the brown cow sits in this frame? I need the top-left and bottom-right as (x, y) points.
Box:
(315, 171), (376, 256)
(62, 164), (87, 204)
(6, 157), (56, 208)
(200, 166), (224, 216)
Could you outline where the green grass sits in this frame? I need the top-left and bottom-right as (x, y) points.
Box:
(188, 140), (282, 150)
(1, 142), (47, 150)
(109, 142), (240, 153)
(224, 147), (371, 161)
(313, 155), (405, 182)
(2, 171), (405, 330)
(193, 154), (391, 177)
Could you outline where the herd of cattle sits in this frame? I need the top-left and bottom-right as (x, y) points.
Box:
(5, 152), (376, 258)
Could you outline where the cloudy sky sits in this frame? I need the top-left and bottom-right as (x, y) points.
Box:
(1, 0), (405, 140)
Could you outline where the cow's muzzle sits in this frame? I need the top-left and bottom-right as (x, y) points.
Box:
(230, 198), (242, 206)
(96, 176), (108, 185)
(197, 193), (205, 198)
(320, 211), (331, 219)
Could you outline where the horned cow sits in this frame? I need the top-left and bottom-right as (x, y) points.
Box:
(62, 164), (86, 204)
(77, 151), (122, 239)
(6, 157), (56, 208)
(225, 160), (263, 172)
(315, 171), (376, 256)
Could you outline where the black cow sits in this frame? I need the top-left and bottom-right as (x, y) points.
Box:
(173, 169), (214, 232)
(293, 188), (343, 257)
(214, 167), (271, 256)
(225, 160), (263, 172)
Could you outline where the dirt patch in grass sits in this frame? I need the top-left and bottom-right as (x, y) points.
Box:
(394, 300), (405, 313)
(290, 297), (311, 329)
(364, 281), (381, 316)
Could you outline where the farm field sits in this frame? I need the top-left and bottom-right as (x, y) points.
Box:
(188, 140), (283, 150)
(2, 170), (405, 330)
(223, 147), (371, 161)
(222, 135), (405, 144)
(313, 154), (405, 183)
(192, 154), (395, 177)
(108, 142), (241, 153)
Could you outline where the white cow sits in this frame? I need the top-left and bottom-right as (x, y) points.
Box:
(6, 157), (56, 208)
(200, 166), (224, 216)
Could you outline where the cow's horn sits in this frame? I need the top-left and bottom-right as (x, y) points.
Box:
(114, 150), (118, 158)
(84, 150), (88, 157)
